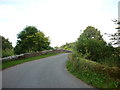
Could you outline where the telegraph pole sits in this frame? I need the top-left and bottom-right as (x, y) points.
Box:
(118, 1), (120, 47)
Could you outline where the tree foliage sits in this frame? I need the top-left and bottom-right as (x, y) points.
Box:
(1, 35), (14, 57)
(14, 26), (51, 54)
(113, 20), (120, 46)
(106, 20), (120, 46)
(73, 26), (119, 67)
(60, 42), (75, 50)
(75, 26), (107, 61)
(78, 26), (103, 41)
(75, 26), (113, 61)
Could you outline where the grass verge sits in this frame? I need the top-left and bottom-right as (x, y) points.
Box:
(2, 53), (60, 70)
(66, 59), (120, 89)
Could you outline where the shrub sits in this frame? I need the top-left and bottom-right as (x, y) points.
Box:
(1, 35), (14, 57)
(2, 49), (14, 58)
(67, 53), (120, 88)
(69, 53), (120, 81)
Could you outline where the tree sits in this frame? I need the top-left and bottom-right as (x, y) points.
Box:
(112, 20), (120, 46)
(1, 35), (14, 57)
(75, 26), (109, 61)
(17, 26), (38, 40)
(14, 26), (51, 54)
(78, 26), (103, 41)
(105, 20), (120, 46)
(111, 20), (120, 66)
(27, 32), (50, 51)
(60, 42), (75, 50)
(103, 20), (120, 66)
(54, 46), (59, 49)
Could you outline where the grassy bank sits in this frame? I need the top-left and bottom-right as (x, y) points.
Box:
(2, 53), (60, 70)
(66, 54), (120, 89)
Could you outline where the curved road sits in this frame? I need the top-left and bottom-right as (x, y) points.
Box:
(3, 53), (94, 88)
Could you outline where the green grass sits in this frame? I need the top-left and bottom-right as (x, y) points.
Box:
(66, 60), (120, 89)
(2, 53), (60, 70)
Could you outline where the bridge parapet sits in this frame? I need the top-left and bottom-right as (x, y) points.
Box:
(2, 49), (72, 62)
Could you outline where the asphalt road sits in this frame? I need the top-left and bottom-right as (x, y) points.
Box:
(2, 53), (94, 88)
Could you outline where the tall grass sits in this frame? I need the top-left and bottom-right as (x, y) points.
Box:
(66, 53), (120, 89)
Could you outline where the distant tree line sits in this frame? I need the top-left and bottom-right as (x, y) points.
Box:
(60, 42), (75, 51)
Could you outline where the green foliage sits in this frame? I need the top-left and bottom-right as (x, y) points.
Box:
(1, 35), (14, 57)
(78, 26), (103, 41)
(17, 26), (38, 40)
(67, 25), (120, 88)
(98, 47), (120, 67)
(14, 26), (51, 54)
(75, 26), (106, 60)
(67, 54), (120, 88)
(74, 26), (119, 67)
(60, 42), (75, 50)
(54, 46), (59, 49)
(106, 19), (120, 46)
(2, 49), (14, 58)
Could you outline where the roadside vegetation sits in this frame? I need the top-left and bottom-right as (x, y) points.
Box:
(1, 36), (14, 58)
(1, 19), (120, 89)
(67, 54), (120, 88)
(1, 26), (57, 69)
(66, 21), (120, 89)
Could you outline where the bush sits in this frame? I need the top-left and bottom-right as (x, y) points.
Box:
(1, 35), (14, 57)
(69, 54), (120, 80)
(74, 26), (119, 67)
(67, 53), (120, 88)
(2, 49), (14, 58)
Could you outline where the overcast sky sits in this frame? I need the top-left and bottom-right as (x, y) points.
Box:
(0, 0), (119, 47)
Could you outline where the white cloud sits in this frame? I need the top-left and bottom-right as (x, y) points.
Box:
(0, 0), (119, 47)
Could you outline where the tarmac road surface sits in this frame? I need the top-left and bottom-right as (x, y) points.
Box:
(2, 53), (94, 88)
